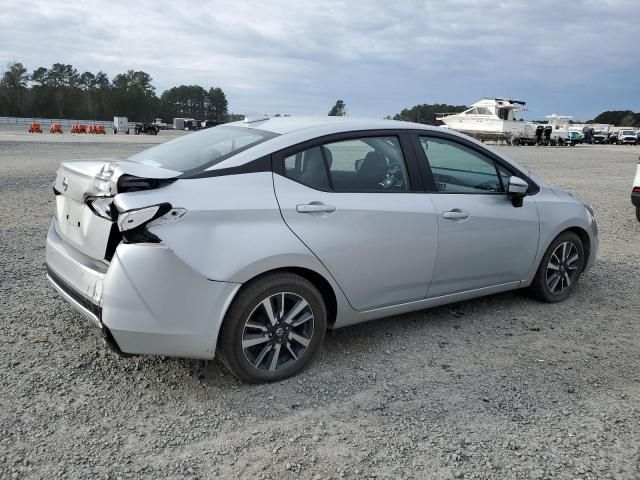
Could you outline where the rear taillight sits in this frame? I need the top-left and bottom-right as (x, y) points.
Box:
(117, 204), (170, 232)
(633, 187), (640, 193)
(116, 203), (186, 244)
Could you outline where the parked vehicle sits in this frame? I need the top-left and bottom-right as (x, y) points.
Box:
(152, 118), (168, 130)
(633, 160), (640, 222)
(45, 117), (598, 382)
(592, 130), (609, 144)
(173, 118), (195, 130)
(618, 130), (638, 145)
(134, 122), (160, 135)
(184, 119), (201, 131)
(564, 130), (583, 146)
(201, 120), (224, 129)
(50, 123), (63, 134)
(113, 116), (129, 135)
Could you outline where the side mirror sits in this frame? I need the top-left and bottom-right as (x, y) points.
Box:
(507, 176), (528, 207)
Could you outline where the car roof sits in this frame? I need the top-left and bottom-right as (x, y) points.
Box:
(226, 116), (438, 135)
(211, 116), (529, 179)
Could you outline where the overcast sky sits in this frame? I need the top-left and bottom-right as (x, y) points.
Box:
(1, 0), (638, 120)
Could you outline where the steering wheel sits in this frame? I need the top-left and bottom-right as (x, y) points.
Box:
(381, 162), (405, 190)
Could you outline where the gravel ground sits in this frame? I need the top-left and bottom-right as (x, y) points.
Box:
(1, 135), (639, 480)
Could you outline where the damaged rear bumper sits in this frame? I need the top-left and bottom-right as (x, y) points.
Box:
(45, 219), (241, 359)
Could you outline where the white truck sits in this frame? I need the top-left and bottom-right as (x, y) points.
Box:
(113, 116), (129, 134)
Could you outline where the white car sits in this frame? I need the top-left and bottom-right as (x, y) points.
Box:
(46, 116), (598, 382)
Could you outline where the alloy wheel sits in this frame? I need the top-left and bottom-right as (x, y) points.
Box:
(241, 292), (315, 371)
(546, 241), (580, 294)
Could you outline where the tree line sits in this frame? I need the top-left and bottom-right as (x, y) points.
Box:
(590, 110), (640, 127)
(0, 62), (229, 122)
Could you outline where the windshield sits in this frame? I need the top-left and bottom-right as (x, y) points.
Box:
(621, 130), (635, 136)
(128, 126), (278, 172)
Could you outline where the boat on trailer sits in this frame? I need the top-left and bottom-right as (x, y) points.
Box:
(437, 98), (537, 144)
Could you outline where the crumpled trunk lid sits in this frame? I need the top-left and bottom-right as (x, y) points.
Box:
(52, 158), (179, 261)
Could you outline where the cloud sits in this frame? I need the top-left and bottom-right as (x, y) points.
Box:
(1, 0), (638, 119)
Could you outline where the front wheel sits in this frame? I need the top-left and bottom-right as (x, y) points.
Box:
(218, 272), (327, 383)
(529, 231), (585, 302)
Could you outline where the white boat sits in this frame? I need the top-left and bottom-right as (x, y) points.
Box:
(437, 98), (537, 144)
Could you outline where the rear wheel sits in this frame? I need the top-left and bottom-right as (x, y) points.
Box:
(529, 231), (585, 302)
(636, 207), (640, 223)
(218, 272), (326, 383)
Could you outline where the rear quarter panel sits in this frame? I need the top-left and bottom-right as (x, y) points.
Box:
(113, 172), (349, 297)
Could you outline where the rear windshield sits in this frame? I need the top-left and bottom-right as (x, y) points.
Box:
(128, 126), (278, 172)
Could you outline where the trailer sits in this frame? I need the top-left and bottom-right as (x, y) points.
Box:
(173, 118), (195, 130)
(113, 116), (129, 134)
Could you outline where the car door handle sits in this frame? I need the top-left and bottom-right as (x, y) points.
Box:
(296, 203), (336, 214)
(442, 210), (469, 220)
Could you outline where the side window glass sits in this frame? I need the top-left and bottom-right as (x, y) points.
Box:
(283, 146), (330, 190)
(419, 137), (504, 193)
(322, 136), (409, 191)
(496, 164), (512, 190)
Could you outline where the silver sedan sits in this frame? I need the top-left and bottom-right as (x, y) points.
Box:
(46, 116), (598, 382)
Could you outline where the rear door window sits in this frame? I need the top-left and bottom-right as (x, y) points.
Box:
(323, 137), (409, 191)
(283, 147), (330, 190)
(282, 136), (410, 192)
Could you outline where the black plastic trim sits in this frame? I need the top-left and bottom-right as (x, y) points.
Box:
(104, 223), (122, 261)
(47, 265), (102, 319)
(47, 266), (133, 357)
(117, 175), (176, 193)
(181, 155), (272, 179)
(631, 191), (640, 208)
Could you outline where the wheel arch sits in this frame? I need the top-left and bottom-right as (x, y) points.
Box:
(564, 226), (591, 272)
(225, 266), (339, 330)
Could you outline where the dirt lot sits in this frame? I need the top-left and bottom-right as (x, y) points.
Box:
(1, 132), (639, 479)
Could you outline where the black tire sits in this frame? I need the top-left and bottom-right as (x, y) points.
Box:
(529, 231), (585, 302)
(636, 207), (640, 223)
(218, 272), (327, 383)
